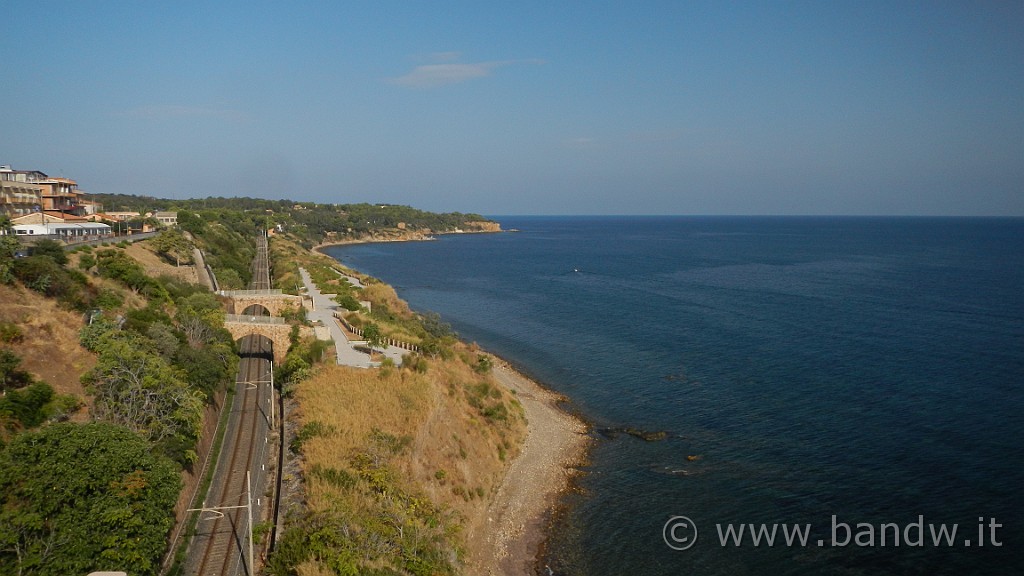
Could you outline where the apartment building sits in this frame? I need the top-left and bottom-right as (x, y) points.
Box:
(0, 166), (43, 217)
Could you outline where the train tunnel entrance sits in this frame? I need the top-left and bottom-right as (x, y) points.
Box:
(237, 333), (274, 362)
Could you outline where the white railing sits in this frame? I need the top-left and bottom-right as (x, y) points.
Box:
(224, 314), (286, 325)
(217, 289), (283, 297)
(333, 312), (420, 352)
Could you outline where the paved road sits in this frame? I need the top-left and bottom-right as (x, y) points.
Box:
(298, 268), (405, 368)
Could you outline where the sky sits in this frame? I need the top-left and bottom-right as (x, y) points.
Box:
(2, 1), (1022, 216)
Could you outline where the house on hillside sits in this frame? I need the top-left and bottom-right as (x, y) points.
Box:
(152, 211), (177, 226)
(104, 211), (141, 221)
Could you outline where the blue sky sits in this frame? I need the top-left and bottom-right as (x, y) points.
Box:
(2, 1), (1022, 215)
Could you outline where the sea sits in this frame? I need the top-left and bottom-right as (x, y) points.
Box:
(322, 216), (1024, 576)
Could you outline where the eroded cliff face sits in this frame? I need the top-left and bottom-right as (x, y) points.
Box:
(462, 221), (502, 232)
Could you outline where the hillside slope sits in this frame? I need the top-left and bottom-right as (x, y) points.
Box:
(0, 283), (94, 404)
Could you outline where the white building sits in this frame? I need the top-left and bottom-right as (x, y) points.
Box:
(11, 212), (111, 240)
(152, 211), (178, 226)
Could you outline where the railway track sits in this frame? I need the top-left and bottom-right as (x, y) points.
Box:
(251, 235), (271, 290)
(184, 234), (275, 575)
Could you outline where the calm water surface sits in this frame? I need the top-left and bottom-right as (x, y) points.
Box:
(324, 216), (1024, 575)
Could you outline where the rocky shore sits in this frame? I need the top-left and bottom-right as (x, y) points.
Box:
(465, 361), (590, 576)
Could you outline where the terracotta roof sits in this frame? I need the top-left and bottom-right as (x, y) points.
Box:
(42, 210), (87, 221)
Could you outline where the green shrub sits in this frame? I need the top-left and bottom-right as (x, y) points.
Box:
(77, 253), (97, 271)
(30, 239), (68, 266)
(290, 420), (337, 454)
(403, 354), (429, 373)
(0, 349), (33, 392)
(334, 292), (362, 311)
(95, 287), (124, 310)
(0, 382), (54, 429)
(473, 354), (493, 374)
(95, 249), (168, 301)
(79, 316), (120, 352)
(0, 322), (23, 344)
(12, 255), (97, 310)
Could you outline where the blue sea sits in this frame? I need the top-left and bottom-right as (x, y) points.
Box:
(323, 216), (1024, 575)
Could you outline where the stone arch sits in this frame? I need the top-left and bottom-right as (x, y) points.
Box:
(236, 333), (274, 361)
(241, 303), (271, 317)
(221, 292), (303, 316)
(223, 320), (306, 365)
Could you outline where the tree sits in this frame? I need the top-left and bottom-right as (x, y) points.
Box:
(362, 322), (387, 349)
(213, 267), (243, 290)
(0, 221), (20, 284)
(0, 349), (32, 391)
(145, 322), (182, 360)
(149, 228), (193, 267)
(0, 382), (53, 431)
(174, 342), (237, 400)
(0, 422), (180, 576)
(174, 292), (225, 347)
(83, 333), (204, 451)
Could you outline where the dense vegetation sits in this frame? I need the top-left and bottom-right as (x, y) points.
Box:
(0, 218), (241, 574)
(92, 192), (494, 249)
(75, 278), (238, 466)
(0, 200), (509, 576)
(0, 423), (180, 576)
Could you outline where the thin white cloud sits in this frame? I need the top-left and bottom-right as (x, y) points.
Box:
(115, 105), (247, 121)
(389, 58), (543, 89)
(424, 51), (462, 63)
(628, 130), (684, 143)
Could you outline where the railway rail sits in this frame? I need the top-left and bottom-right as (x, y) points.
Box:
(183, 233), (276, 575)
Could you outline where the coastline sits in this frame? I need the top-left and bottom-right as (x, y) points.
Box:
(465, 359), (590, 576)
(311, 228), (590, 575)
(311, 227), (503, 252)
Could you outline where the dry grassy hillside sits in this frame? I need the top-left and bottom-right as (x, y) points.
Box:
(0, 283), (94, 404)
(280, 346), (526, 575)
(124, 241), (199, 284)
(2, 239), (203, 416)
(264, 231), (532, 573)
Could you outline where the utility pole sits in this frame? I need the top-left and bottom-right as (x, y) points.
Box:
(186, 473), (256, 575)
(247, 471), (255, 576)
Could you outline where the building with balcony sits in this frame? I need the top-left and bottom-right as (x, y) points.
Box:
(38, 177), (88, 215)
(1, 166), (43, 217)
(1, 181), (42, 217)
(1, 165), (99, 217)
